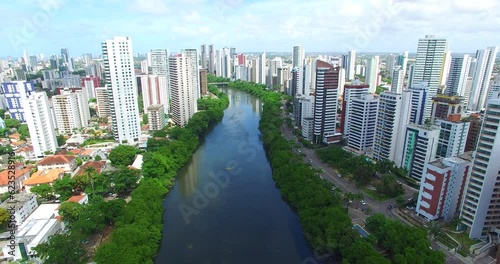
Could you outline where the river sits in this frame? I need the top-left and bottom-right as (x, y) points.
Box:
(155, 88), (318, 264)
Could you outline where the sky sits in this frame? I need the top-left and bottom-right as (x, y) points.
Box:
(1, 0), (500, 58)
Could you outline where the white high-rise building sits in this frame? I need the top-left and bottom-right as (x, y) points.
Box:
(402, 124), (440, 182)
(147, 104), (165, 131)
(150, 49), (169, 76)
(182, 49), (201, 101)
(397, 51), (409, 78)
(386, 54), (396, 79)
(411, 35), (449, 121)
(409, 82), (429, 125)
(22, 92), (58, 157)
(460, 92), (500, 239)
(251, 58), (260, 84)
(391, 66), (405, 94)
(440, 50), (452, 87)
(293, 45), (305, 68)
(467, 46), (498, 111)
(52, 89), (90, 134)
(208, 44), (215, 74)
(446, 55), (472, 96)
(259, 52), (266, 85)
(345, 50), (356, 81)
(373, 91), (412, 167)
(487, 77), (500, 101)
(140, 60), (148, 74)
(365, 56), (380, 94)
(435, 116), (470, 159)
(342, 82), (370, 139)
(138, 75), (169, 116)
(215, 50), (222, 77)
(169, 54), (196, 127)
(82, 79), (96, 99)
(102, 36), (141, 143)
(347, 94), (379, 153)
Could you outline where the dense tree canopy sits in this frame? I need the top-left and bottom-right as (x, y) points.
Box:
(109, 145), (137, 167)
(33, 233), (86, 264)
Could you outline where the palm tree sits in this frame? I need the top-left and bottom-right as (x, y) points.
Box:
(353, 192), (364, 209)
(83, 166), (97, 195)
(428, 221), (443, 241)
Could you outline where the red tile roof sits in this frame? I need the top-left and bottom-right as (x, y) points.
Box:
(24, 168), (65, 185)
(37, 155), (76, 166)
(66, 194), (87, 203)
(77, 161), (106, 175)
(0, 167), (32, 186)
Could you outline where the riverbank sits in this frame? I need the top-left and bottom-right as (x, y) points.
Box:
(93, 86), (229, 263)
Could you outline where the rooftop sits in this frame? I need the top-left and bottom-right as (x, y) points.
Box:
(0, 167), (32, 186)
(76, 161), (106, 176)
(147, 104), (164, 111)
(37, 155), (75, 166)
(0, 193), (36, 209)
(24, 168), (65, 185)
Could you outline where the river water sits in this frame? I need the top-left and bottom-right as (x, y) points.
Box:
(155, 88), (317, 264)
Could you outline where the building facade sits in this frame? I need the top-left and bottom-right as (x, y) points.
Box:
(23, 92), (58, 157)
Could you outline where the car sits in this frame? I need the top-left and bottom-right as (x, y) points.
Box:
(361, 200), (366, 205)
(309, 159), (313, 163)
(337, 174), (342, 177)
(298, 149), (301, 153)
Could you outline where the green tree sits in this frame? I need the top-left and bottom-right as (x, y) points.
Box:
(34, 233), (86, 264)
(395, 196), (406, 208)
(5, 118), (20, 129)
(94, 155), (102, 161)
(376, 174), (404, 198)
(0, 109), (5, 119)
(75, 157), (83, 166)
(113, 167), (140, 194)
(17, 124), (30, 139)
(89, 107), (97, 117)
(109, 145), (137, 167)
(58, 201), (83, 226)
(53, 176), (75, 201)
(0, 208), (10, 230)
(428, 221), (443, 241)
(56, 135), (66, 146)
(142, 114), (148, 125)
(30, 184), (54, 200)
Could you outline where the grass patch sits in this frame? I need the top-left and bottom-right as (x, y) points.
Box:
(81, 139), (115, 147)
(446, 231), (480, 252)
(363, 187), (392, 202)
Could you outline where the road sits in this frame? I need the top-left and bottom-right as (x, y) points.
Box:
(280, 105), (466, 264)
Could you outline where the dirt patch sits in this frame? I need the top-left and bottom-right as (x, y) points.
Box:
(84, 225), (115, 261)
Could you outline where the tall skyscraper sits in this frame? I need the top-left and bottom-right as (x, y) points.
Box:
(313, 61), (342, 144)
(446, 55), (472, 96)
(440, 50), (452, 88)
(61, 48), (69, 63)
(151, 49), (169, 76)
(201, 44), (207, 69)
(346, 94), (379, 153)
(435, 114), (469, 159)
(467, 46), (498, 111)
(182, 49), (200, 102)
(259, 52), (266, 85)
(208, 44), (215, 74)
(102, 36), (141, 143)
(411, 35), (449, 121)
(341, 82), (370, 138)
(169, 54), (196, 127)
(460, 92), (500, 239)
(95, 87), (110, 118)
(365, 56), (380, 94)
(293, 45), (305, 68)
(409, 82), (429, 125)
(373, 91), (412, 166)
(23, 92), (58, 157)
(52, 89), (90, 134)
(396, 51), (409, 78)
(347, 50), (356, 81)
(386, 54), (396, 79)
(251, 58), (260, 84)
(138, 75), (169, 115)
(402, 124), (440, 181)
(391, 66), (405, 94)
(1, 81), (35, 122)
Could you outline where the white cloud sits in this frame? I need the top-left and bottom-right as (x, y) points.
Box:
(132, 0), (168, 15)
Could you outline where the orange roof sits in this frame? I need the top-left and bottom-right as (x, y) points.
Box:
(77, 161), (106, 175)
(10, 141), (26, 147)
(15, 145), (34, 152)
(37, 155), (76, 166)
(8, 133), (21, 140)
(80, 149), (94, 156)
(0, 167), (32, 186)
(66, 194), (87, 203)
(24, 168), (65, 185)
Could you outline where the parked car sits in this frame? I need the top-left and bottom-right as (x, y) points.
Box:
(361, 200), (366, 205)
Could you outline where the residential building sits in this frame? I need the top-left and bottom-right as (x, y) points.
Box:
(209, 44), (215, 74)
(460, 92), (500, 239)
(169, 54), (196, 127)
(468, 47), (498, 111)
(52, 89), (90, 134)
(435, 114), (470, 159)
(138, 74), (168, 115)
(347, 94), (379, 154)
(341, 82), (370, 138)
(346, 50), (356, 81)
(402, 124), (440, 182)
(416, 152), (473, 221)
(182, 49), (200, 102)
(102, 36), (141, 143)
(391, 66), (405, 94)
(386, 54), (396, 78)
(201, 44), (207, 69)
(293, 45), (305, 68)
(1, 81), (35, 122)
(365, 56), (380, 94)
(200, 68), (208, 95)
(373, 91), (412, 166)
(446, 55), (472, 96)
(409, 82), (429, 125)
(23, 92), (58, 157)
(0, 193), (37, 225)
(150, 49), (169, 77)
(36, 155), (76, 172)
(259, 52), (266, 85)
(411, 35), (449, 121)
(251, 58), (260, 84)
(81, 76), (100, 99)
(464, 113), (482, 152)
(313, 61), (342, 144)
(95, 87), (110, 118)
(430, 95), (463, 123)
(24, 168), (66, 193)
(148, 104), (165, 131)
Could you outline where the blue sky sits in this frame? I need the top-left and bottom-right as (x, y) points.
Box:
(2, 0), (499, 58)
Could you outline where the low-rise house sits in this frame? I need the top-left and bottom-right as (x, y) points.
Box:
(1, 203), (61, 261)
(8, 133), (21, 142)
(65, 194), (88, 205)
(0, 193), (38, 226)
(36, 155), (76, 172)
(75, 161), (106, 176)
(15, 145), (36, 161)
(23, 169), (65, 193)
(0, 166), (32, 194)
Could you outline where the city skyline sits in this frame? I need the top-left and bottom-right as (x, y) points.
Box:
(2, 0), (500, 57)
